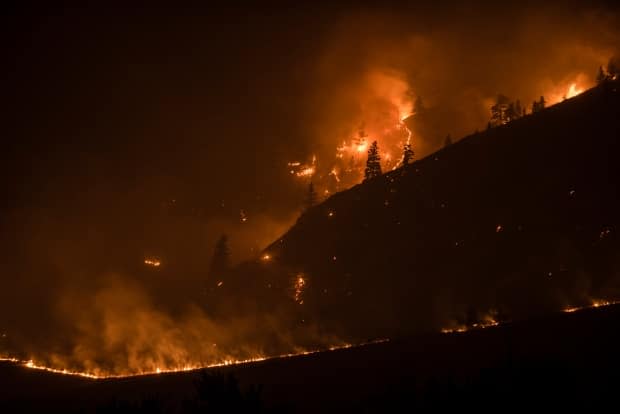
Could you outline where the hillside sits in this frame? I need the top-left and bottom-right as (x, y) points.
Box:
(219, 81), (620, 341)
(3, 303), (620, 412)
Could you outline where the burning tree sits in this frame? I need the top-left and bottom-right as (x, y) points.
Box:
(304, 181), (317, 210)
(490, 94), (511, 126)
(208, 235), (230, 285)
(364, 141), (382, 181)
(402, 142), (414, 166)
(491, 95), (523, 126)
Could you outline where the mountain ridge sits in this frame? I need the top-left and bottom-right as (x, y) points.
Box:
(221, 81), (620, 340)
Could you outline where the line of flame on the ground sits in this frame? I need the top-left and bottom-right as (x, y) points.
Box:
(0, 339), (388, 380)
(2, 296), (618, 379)
(440, 298), (620, 334)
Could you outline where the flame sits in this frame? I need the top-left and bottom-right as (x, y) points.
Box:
(356, 140), (368, 153)
(144, 258), (161, 267)
(563, 298), (620, 313)
(289, 71), (414, 195)
(289, 155), (317, 178)
(5, 296), (618, 379)
(1, 340), (389, 380)
(565, 82), (584, 99)
(544, 74), (589, 105)
(293, 274), (307, 304)
(440, 310), (499, 334)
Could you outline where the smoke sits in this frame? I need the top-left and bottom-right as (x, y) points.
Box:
(204, 213), (298, 264)
(300, 3), (619, 170)
(12, 274), (341, 376)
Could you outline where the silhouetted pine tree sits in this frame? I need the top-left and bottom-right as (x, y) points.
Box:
(364, 141), (382, 181)
(305, 181), (317, 210)
(209, 235), (230, 283)
(515, 100), (523, 118)
(532, 96), (546, 113)
(596, 66), (608, 84)
(444, 134), (453, 147)
(402, 142), (414, 166)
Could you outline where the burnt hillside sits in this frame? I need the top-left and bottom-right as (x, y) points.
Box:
(222, 81), (620, 340)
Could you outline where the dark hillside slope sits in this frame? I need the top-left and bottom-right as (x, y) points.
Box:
(4, 304), (620, 412)
(227, 82), (620, 340)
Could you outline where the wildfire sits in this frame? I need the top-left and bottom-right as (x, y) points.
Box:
(1, 340), (388, 380)
(289, 155), (316, 178)
(562, 299), (620, 313)
(565, 82), (584, 99)
(5, 295), (619, 380)
(144, 258), (161, 267)
(545, 74), (589, 105)
(440, 311), (499, 334)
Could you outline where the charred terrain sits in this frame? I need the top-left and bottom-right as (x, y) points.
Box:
(2, 80), (620, 411)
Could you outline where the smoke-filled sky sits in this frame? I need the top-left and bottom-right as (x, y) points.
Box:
(1, 2), (619, 365)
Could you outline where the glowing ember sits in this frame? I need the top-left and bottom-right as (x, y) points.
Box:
(289, 156), (317, 178)
(563, 299), (620, 313)
(293, 274), (307, 304)
(261, 253), (272, 261)
(144, 258), (161, 267)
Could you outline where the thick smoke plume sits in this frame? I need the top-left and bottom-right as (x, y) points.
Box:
(12, 275), (342, 376)
(300, 4), (619, 176)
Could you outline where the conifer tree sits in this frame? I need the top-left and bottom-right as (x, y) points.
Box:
(532, 96), (546, 113)
(402, 142), (414, 166)
(444, 134), (453, 147)
(364, 141), (382, 181)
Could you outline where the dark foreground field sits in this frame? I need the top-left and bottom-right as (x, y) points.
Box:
(2, 304), (620, 413)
